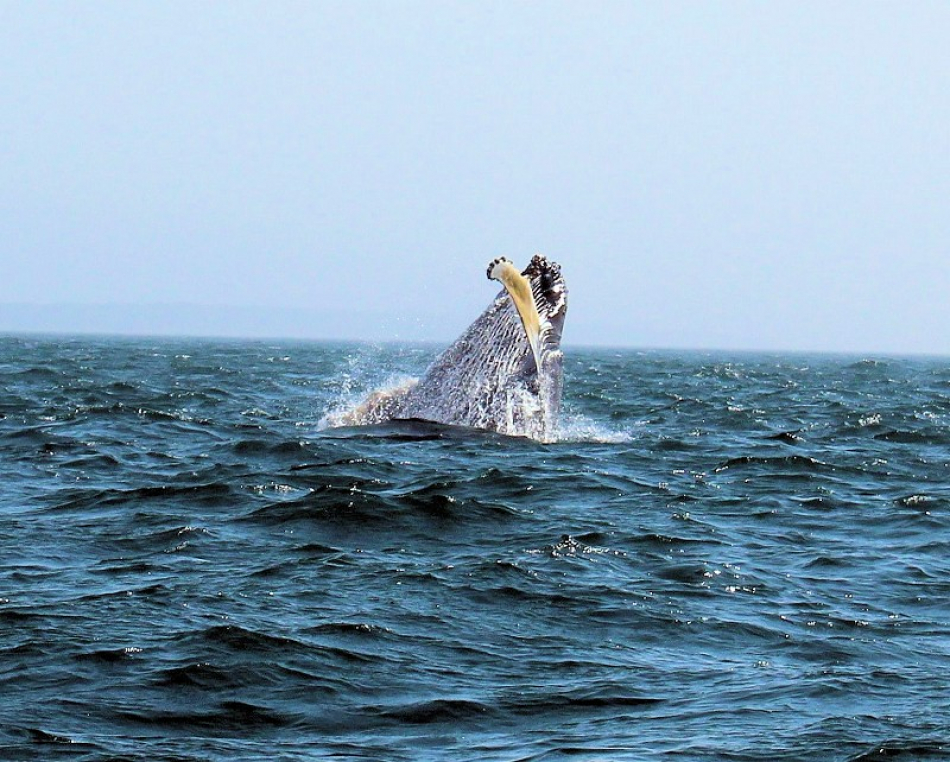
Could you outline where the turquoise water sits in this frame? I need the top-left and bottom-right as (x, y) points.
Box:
(1, 335), (948, 760)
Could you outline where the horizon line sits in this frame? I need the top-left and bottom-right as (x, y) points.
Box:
(2, 327), (948, 362)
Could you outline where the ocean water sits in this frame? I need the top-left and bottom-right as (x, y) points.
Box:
(1, 334), (948, 761)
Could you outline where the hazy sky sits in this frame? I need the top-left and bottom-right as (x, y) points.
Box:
(2, 2), (949, 353)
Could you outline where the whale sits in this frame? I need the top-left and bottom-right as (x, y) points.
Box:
(338, 254), (567, 442)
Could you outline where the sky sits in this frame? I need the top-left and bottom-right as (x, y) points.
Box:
(2, 2), (949, 354)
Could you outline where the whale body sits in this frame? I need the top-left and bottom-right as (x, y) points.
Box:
(340, 255), (567, 442)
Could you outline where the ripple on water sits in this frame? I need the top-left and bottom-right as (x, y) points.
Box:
(1, 338), (949, 760)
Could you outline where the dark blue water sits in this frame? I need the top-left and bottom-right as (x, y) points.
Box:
(1, 335), (948, 761)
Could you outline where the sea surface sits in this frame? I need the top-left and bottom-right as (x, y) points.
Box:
(1, 335), (948, 761)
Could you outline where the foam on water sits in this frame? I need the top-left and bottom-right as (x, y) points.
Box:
(555, 412), (636, 444)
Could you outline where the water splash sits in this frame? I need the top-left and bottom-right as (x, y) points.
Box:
(320, 379), (631, 445)
(556, 412), (635, 444)
(318, 375), (419, 430)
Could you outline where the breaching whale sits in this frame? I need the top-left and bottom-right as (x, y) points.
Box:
(338, 254), (567, 442)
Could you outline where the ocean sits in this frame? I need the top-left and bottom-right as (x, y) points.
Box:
(1, 334), (948, 761)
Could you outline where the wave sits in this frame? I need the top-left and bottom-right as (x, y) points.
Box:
(187, 624), (307, 654)
(73, 646), (145, 664)
(372, 698), (493, 724)
(153, 662), (245, 690)
(317, 417), (511, 442)
(846, 740), (949, 761)
(306, 622), (393, 638)
(873, 428), (949, 445)
(713, 454), (835, 474)
(499, 685), (664, 714)
(242, 479), (522, 528)
(112, 700), (293, 733)
(48, 483), (235, 513)
(15, 726), (99, 750)
(320, 406), (634, 446)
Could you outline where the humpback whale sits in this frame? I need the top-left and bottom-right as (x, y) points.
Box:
(339, 255), (568, 442)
